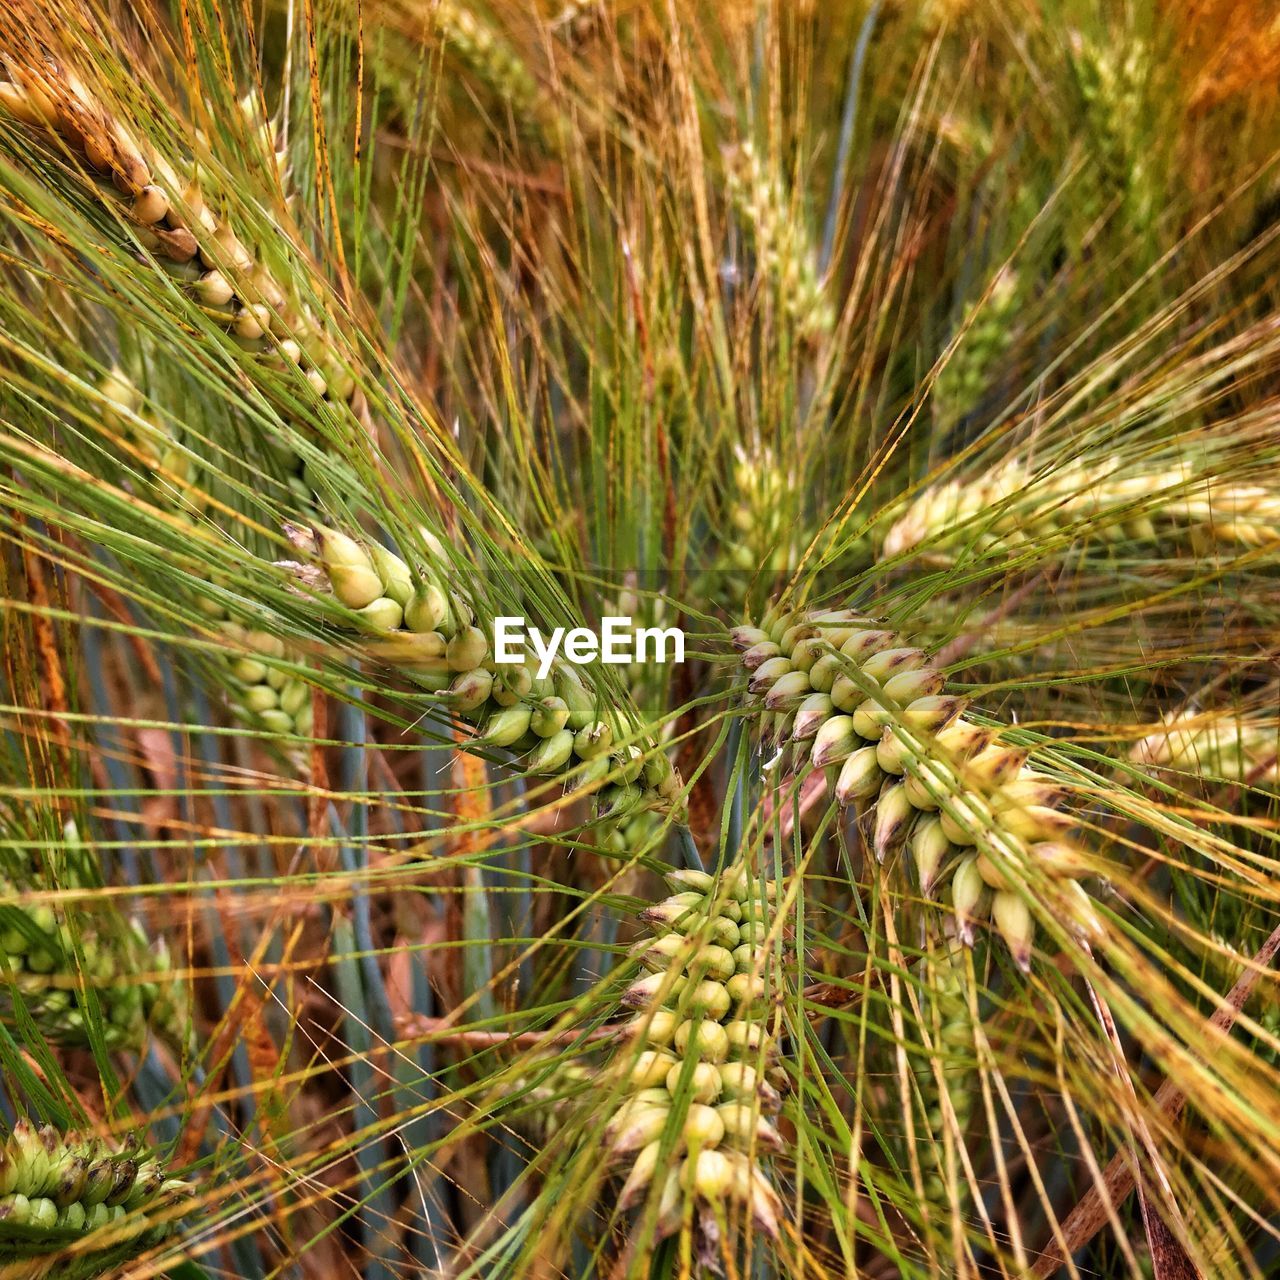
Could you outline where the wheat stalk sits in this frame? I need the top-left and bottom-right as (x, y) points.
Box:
(734, 608), (1102, 969)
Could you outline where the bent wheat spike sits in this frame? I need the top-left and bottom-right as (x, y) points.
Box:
(883, 455), (1280, 561)
(288, 523), (681, 820)
(0, 821), (189, 1053)
(595, 864), (786, 1249)
(0, 1118), (191, 1277)
(1133, 706), (1279, 789)
(733, 608), (1097, 968)
(0, 61), (361, 419)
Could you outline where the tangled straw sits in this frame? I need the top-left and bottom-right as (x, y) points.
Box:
(734, 607), (1102, 969)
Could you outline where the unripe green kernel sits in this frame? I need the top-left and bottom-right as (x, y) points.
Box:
(674, 1019), (730, 1062)
(683, 1104), (726, 1149)
(682, 980), (732, 1021)
(447, 625), (489, 672)
(668, 1061), (724, 1104)
(684, 1148), (734, 1198)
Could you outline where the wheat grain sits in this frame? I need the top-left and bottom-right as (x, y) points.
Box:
(883, 455), (1280, 561)
(597, 864), (786, 1246)
(0, 820), (189, 1053)
(734, 608), (1098, 969)
(0, 1118), (190, 1276)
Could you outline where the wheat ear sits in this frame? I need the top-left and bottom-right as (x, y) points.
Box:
(0, 1117), (190, 1275)
(931, 268), (1021, 430)
(734, 608), (1101, 969)
(0, 820), (188, 1053)
(594, 863), (786, 1245)
(724, 140), (833, 342)
(98, 371), (315, 749)
(913, 937), (975, 1205)
(1132, 704), (1279, 789)
(883, 456), (1280, 561)
(0, 62), (360, 415)
(283, 523), (680, 818)
(432, 1), (546, 129)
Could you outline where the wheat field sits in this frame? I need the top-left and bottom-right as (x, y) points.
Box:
(0, 1), (1278, 1276)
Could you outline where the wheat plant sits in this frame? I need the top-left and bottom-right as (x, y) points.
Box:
(0, 0), (1278, 1277)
